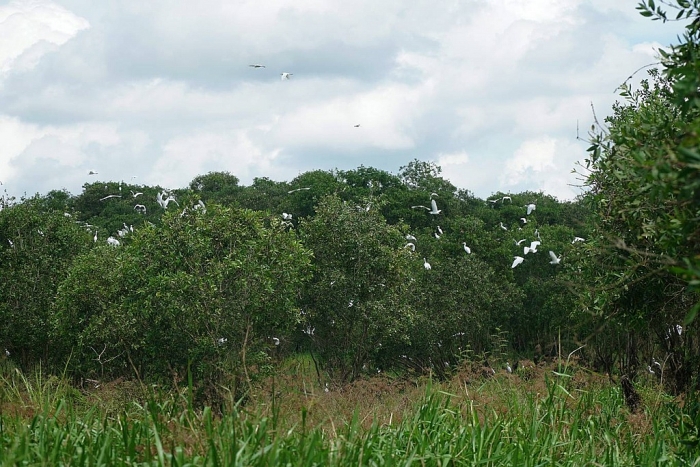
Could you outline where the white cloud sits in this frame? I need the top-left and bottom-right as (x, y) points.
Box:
(0, 0), (89, 76)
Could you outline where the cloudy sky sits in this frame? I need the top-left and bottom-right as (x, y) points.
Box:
(0, 0), (687, 201)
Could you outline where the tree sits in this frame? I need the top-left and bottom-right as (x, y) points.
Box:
(53, 204), (311, 397)
(298, 195), (415, 382)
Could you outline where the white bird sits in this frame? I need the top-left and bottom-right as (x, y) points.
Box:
(404, 242), (416, 251)
(511, 256), (524, 268)
(515, 239), (526, 246)
(534, 229), (541, 240)
(4, 349), (9, 357)
(193, 200), (206, 214)
(106, 236), (120, 246)
(412, 205), (430, 210)
(134, 204), (147, 214)
(520, 217), (527, 224)
(217, 337), (228, 346)
(93, 231), (98, 243)
(501, 196), (512, 203)
(88, 170), (98, 175)
(423, 258), (431, 270)
(463, 242), (471, 254)
(506, 362), (512, 373)
(272, 337), (280, 346)
(528, 241), (541, 253)
(647, 365), (655, 375)
(131, 191), (143, 198)
(156, 192), (179, 209)
(7, 239), (13, 248)
(572, 237), (585, 243)
(430, 192), (439, 198)
(652, 358), (662, 370)
(249, 64), (266, 68)
(487, 199), (499, 205)
(429, 199), (441, 215)
(348, 300), (354, 308)
(282, 212), (293, 221)
(434, 232), (441, 240)
(406, 234), (417, 242)
(280, 72), (293, 80)
(549, 251), (561, 265)
(526, 203), (536, 215)
(100, 195), (121, 201)
(437, 226), (443, 235)
(499, 222), (508, 231)
(288, 187), (310, 194)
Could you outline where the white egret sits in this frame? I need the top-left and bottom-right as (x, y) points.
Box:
(549, 251), (561, 265)
(281, 72), (293, 80)
(520, 217), (527, 224)
(437, 226), (443, 235)
(502, 196), (512, 203)
(524, 246), (532, 255)
(572, 237), (585, 243)
(134, 204), (146, 214)
(272, 337), (280, 346)
(411, 205), (430, 210)
(506, 362), (512, 373)
(282, 212), (293, 221)
(157, 192), (179, 208)
(404, 242), (416, 251)
(430, 192), (439, 198)
(515, 239), (526, 246)
(217, 337), (227, 346)
(106, 236), (120, 246)
(288, 187), (310, 193)
(647, 365), (655, 375)
(4, 349), (9, 357)
(499, 222), (508, 231)
(487, 199), (499, 205)
(434, 232), (440, 240)
(423, 258), (431, 270)
(131, 191), (143, 198)
(7, 239), (13, 248)
(511, 256), (524, 268)
(529, 240), (541, 252)
(193, 200), (206, 214)
(535, 229), (541, 240)
(526, 203), (536, 215)
(463, 242), (471, 254)
(348, 300), (354, 308)
(429, 199), (441, 215)
(100, 195), (121, 201)
(406, 234), (417, 242)
(93, 231), (98, 242)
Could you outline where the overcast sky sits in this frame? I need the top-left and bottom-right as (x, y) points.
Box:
(0, 0), (687, 201)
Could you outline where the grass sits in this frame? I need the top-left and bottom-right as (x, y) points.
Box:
(1, 354), (699, 466)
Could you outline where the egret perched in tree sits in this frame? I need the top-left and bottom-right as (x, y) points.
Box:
(406, 234), (417, 242)
(434, 232), (440, 240)
(511, 256), (524, 268)
(572, 236), (585, 243)
(282, 212), (293, 221)
(93, 231), (97, 243)
(499, 222), (508, 231)
(217, 337), (227, 346)
(4, 349), (8, 357)
(506, 362), (512, 373)
(549, 251), (561, 265)
(156, 192), (179, 208)
(405, 242), (416, 251)
(106, 236), (120, 246)
(526, 203), (536, 215)
(463, 242), (471, 254)
(423, 258), (431, 270)
(272, 337), (280, 346)
(437, 226), (443, 235)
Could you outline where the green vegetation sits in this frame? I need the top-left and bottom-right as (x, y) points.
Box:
(1, 1), (700, 464)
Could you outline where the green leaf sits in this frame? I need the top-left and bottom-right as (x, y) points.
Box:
(684, 301), (700, 325)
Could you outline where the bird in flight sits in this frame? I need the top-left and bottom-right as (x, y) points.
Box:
(404, 242), (416, 252)
(100, 195), (122, 201)
(88, 170), (98, 175)
(288, 187), (310, 194)
(406, 234), (417, 242)
(134, 204), (146, 214)
(572, 236), (585, 243)
(131, 191), (143, 198)
(511, 256), (524, 268)
(526, 203), (536, 215)
(499, 222), (508, 231)
(281, 72), (293, 80)
(549, 251), (561, 265)
(354, 124), (360, 127)
(249, 64), (266, 68)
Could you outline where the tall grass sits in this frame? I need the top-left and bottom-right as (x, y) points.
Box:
(1, 359), (699, 466)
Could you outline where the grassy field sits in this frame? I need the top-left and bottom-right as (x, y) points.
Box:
(1, 355), (699, 466)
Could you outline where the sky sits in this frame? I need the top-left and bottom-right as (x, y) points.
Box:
(0, 0), (688, 201)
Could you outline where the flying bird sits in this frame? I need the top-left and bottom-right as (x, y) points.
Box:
(499, 222), (508, 231)
(520, 217), (527, 224)
(405, 242), (416, 251)
(282, 212), (293, 221)
(354, 124), (360, 127)
(134, 204), (146, 214)
(406, 234), (417, 242)
(88, 170), (98, 175)
(100, 195), (121, 201)
(131, 191), (143, 198)
(288, 187), (310, 193)
(249, 64), (266, 68)
(572, 237), (585, 243)
(511, 256), (524, 268)
(156, 192), (179, 209)
(423, 258), (431, 270)
(526, 203), (536, 215)
(501, 196), (512, 203)
(515, 239), (526, 246)
(272, 337), (280, 346)
(463, 242), (471, 254)
(281, 72), (293, 80)
(549, 251), (561, 265)
(429, 199), (441, 215)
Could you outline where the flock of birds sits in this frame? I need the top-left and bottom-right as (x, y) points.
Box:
(404, 193), (585, 271)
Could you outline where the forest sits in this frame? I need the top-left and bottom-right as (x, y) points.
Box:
(0, 1), (699, 463)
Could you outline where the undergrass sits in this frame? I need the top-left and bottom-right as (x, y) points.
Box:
(1, 356), (699, 466)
